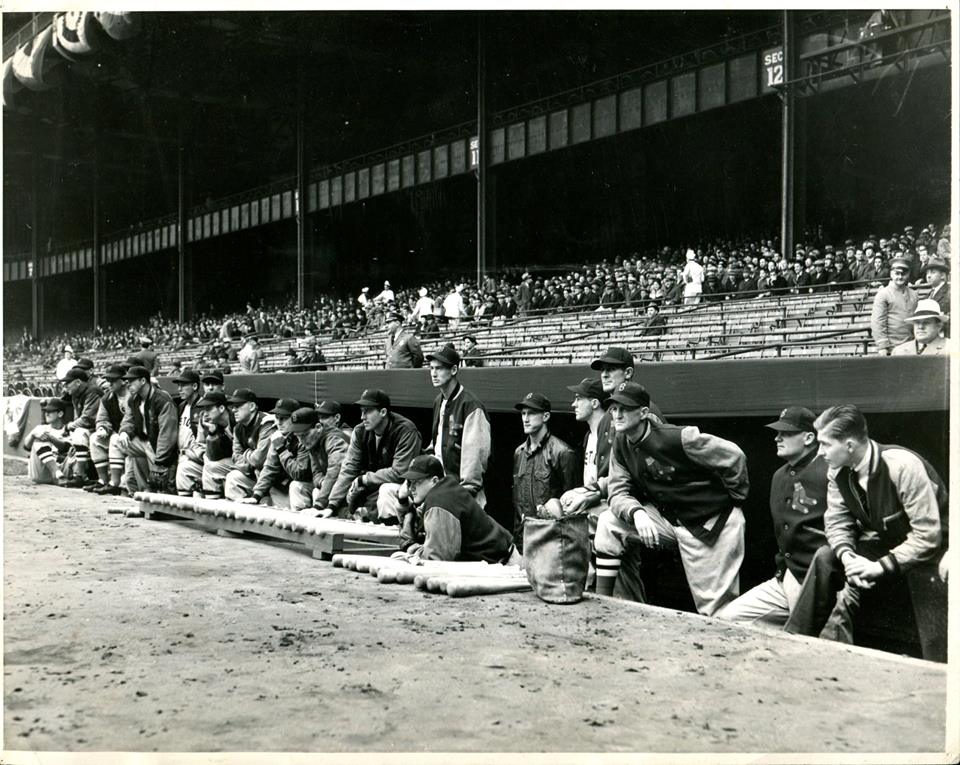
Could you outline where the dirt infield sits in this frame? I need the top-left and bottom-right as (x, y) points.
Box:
(2, 467), (949, 755)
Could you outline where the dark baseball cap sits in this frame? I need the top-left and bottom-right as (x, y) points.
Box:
(289, 407), (320, 432)
(226, 388), (258, 405)
(201, 370), (224, 385)
(41, 397), (66, 412)
(401, 455), (444, 481)
(196, 390), (227, 408)
(316, 400), (342, 416)
(606, 382), (651, 409)
(270, 398), (299, 416)
(173, 369), (200, 385)
(566, 378), (606, 402)
(590, 346), (634, 370)
(102, 364), (126, 380)
(765, 406), (817, 433)
(514, 392), (551, 413)
(426, 344), (461, 368)
(76, 358), (94, 370)
(355, 389), (390, 409)
(123, 365), (150, 381)
(64, 368), (89, 383)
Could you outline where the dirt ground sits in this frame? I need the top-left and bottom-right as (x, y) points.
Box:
(2, 466), (950, 755)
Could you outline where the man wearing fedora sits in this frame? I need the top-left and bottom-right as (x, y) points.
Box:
(86, 364), (131, 495)
(594, 382), (748, 616)
(116, 365), (179, 495)
(384, 313), (424, 369)
(23, 398), (70, 485)
(871, 255), (919, 355)
(891, 299), (949, 355)
(59, 367), (103, 487)
(322, 389), (422, 521)
(717, 407), (828, 626)
(222, 388), (277, 501)
(921, 256), (949, 321)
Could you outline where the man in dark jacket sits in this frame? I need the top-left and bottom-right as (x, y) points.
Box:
(116, 365), (179, 496)
(239, 398), (310, 509)
(321, 389), (422, 521)
(384, 313), (424, 369)
(396, 456), (520, 564)
(194, 390), (234, 499)
(278, 407), (350, 512)
(87, 364), (130, 495)
(60, 367), (103, 487)
(223, 388), (277, 500)
(174, 370), (206, 497)
(717, 407), (828, 625)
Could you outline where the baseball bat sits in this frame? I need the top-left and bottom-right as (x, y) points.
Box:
(445, 578), (533, 598)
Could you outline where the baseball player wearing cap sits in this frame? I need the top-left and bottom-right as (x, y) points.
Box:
(194, 391), (235, 499)
(86, 365), (131, 495)
(278, 407), (350, 512)
(384, 314), (423, 369)
(891, 299), (949, 355)
(172, 370), (206, 496)
(240, 398), (309, 508)
(396, 455), (519, 563)
(59, 368), (103, 487)
(511, 392), (578, 548)
(716, 407), (828, 625)
(322, 389), (422, 521)
(594, 382), (748, 615)
(23, 399), (70, 485)
(222, 389), (277, 501)
(871, 256), (919, 354)
(115, 366), (179, 494)
(784, 405), (948, 661)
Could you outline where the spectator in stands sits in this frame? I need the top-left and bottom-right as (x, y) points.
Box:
(357, 286), (370, 309)
(682, 249), (704, 305)
(375, 280), (395, 304)
(641, 303), (667, 337)
(716, 407), (828, 626)
(393, 455), (520, 564)
(60, 368), (103, 488)
(222, 388), (277, 501)
(54, 345), (77, 383)
(87, 364), (131, 495)
(936, 224), (951, 258)
(238, 335), (265, 374)
(134, 336), (160, 378)
(23, 398), (70, 485)
(871, 256), (919, 355)
(384, 313), (424, 369)
(866, 253), (888, 286)
(785, 405), (947, 662)
(511, 392), (578, 548)
(594, 382), (748, 615)
(461, 335), (483, 368)
(116, 365), (178, 496)
(413, 288), (435, 323)
(322, 389), (422, 521)
(238, 398), (303, 508)
(921, 257), (949, 318)
(891, 299), (948, 356)
(194, 390), (234, 499)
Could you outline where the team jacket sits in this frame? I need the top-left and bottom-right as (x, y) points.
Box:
(68, 381), (102, 431)
(407, 476), (514, 562)
(298, 422), (350, 508)
(201, 409), (233, 462)
(119, 384), (179, 468)
(825, 440), (948, 575)
(589, 403), (667, 495)
(769, 449), (829, 581)
(95, 388), (129, 434)
(251, 435), (311, 499)
(327, 412), (422, 509)
(428, 383), (490, 496)
(231, 411), (277, 475)
(608, 421), (749, 545)
(512, 431), (578, 525)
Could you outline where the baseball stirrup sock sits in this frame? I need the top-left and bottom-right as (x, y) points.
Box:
(595, 555), (622, 597)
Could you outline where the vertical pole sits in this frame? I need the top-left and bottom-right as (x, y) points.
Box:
(296, 70), (307, 310)
(92, 131), (101, 330)
(30, 155), (42, 339)
(177, 119), (187, 323)
(476, 12), (487, 290)
(780, 10), (795, 258)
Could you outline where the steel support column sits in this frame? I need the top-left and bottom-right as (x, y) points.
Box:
(177, 118), (189, 323)
(476, 12), (487, 289)
(92, 136), (101, 330)
(30, 155), (42, 339)
(296, 79), (307, 310)
(780, 9), (796, 258)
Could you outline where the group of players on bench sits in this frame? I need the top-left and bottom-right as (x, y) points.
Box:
(24, 341), (948, 662)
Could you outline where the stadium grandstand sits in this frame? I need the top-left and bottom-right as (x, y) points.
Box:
(2, 8), (955, 755)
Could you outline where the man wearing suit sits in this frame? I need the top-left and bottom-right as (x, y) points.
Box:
(384, 313), (423, 369)
(921, 257), (949, 321)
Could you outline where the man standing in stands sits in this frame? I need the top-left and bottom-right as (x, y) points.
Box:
(23, 398), (70, 485)
(442, 284), (465, 330)
(682, 249), (704, 304)
(116, 365), (178, 496)
(223, 388), (276, 500)
(59, 368), (103, 488)
(921, 257), (949, 319)
(134, 336), (160, 378)
(891, 300), (949, 356)
(461, 336), (483, 368)
(54, 345), (77, 384)
(716, 407), (828, 626)
(641, 303), (667, 337)
(384, 313), (424, 369)
(511, 392), (578, 547)
(87, 364), (131, 495)
(785, 405), (947, 662)
(871, 255), (919, 355)
(594, 382), (748, 615)
(321, 389), (421, 521)
(238, 335), (265, 373)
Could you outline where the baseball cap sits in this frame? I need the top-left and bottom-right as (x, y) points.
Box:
(64, 368), (89, 383)
(606, 382), (651, 409)
(288, 407), (320, 432)
(173, 369), (200, 385)
(514, 392), (551, 413)
(590, 346), (634, 370)
(270, 398), (299, 416)
(355, 389), (390, 409)
(41, 398), (67, 412)
(426, 344), (461, 368)
(76, 358), (94, 370)
(226, 388), (258, 405)
(123, 365), (150, 381)
(316, 400), (342, 416)
(401, 455), (445, 481)
(102, 364), (126, 381)
(765, 406), (817, 433)
(201, 370), (224, 385)
(139, 335), (153, 345)
(196, 390), (227, 408)
(566, 378), (606, 402)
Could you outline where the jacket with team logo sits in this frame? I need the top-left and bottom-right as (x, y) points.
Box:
(769, 448), (829, 581)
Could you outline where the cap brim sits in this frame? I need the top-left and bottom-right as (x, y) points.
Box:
(514, 402), (546, 412)
(288, 422), (315, 432)
(589, 356), (627, 370)
(764, 421), (804, 432)
(401, 469), (434, 481)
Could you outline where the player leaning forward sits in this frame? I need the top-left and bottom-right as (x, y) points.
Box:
(594, 382), (749, 615)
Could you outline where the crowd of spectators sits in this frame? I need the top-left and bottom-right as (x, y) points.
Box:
(2, 220), (950, 384)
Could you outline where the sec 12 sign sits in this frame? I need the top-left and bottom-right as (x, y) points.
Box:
(762, 46), (784, 91)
